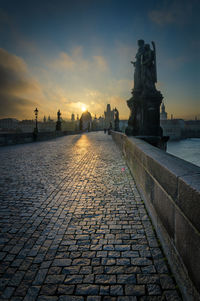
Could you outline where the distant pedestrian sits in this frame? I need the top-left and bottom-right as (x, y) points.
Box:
(108, 122), (112, 135)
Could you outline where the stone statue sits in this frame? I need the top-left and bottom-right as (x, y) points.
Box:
(126, 39), (168, 150)
(56, 109), (62, 131)
(57, 110), (61, 121)
(114, 107), (120, 131)
(141, 43), (157, 93)
(131, 39), (145, 92)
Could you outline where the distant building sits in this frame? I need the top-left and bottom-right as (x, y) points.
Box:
(184, 120), (200, 138)
(0, 118), (19, 132)
(71, 113), (75, 121)
(39, 118), (55, 132)
(104, 104), (114, 129)
(119, 120), (128, 133)
(92, 115), (98, 131)
(97, 116), (105, 130)
(19, 120), (35, 133)
(160, 103), (184, 140)
(161, 119), (185, 140)
(160, 103), (167, 120)
(80, 111), (92, 131)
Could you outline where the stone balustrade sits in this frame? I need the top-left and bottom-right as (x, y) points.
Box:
(111, 131), (200, 301)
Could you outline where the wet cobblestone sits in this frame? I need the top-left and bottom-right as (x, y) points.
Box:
(0, 133), (182, 300)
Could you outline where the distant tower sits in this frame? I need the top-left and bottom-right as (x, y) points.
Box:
(160, 103), (168, 120)
(104, 104), (115, 128)
(43, 116), (46, 123)
(77, 114), (79, 121)
(71, 113), (75, 121)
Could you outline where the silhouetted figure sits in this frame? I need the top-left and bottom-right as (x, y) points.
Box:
(131, 39), (145, 93)
(114, 108), (120, 131)
(56, 110), (62, 131)
(126, 39), (168, 150)
(108, 122), (113, 135)
(141, 44), (156, 94)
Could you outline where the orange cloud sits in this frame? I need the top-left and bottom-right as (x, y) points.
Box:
(93, 56), (108, 71)
(48, 47), (108, 73)
(0, 48), (42, 119)
(51, 52), (75, 70)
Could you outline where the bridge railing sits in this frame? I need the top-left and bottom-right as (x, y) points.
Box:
(0, 130), (84, 146)
(111, 131), (200, 301)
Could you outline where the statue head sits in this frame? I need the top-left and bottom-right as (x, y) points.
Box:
(138, 39), (144, 47)
(145, 44), (150, 50)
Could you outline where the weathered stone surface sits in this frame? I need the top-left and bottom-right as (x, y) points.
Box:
(57, 284), (75, 295)
(178, 173), (200, 232)
(125, 284), (145, 296)
(175, 207), (200, 293)
(153, 184), (175, 239)
(112, 131), (200, 300)
(0, 133), (182, 300)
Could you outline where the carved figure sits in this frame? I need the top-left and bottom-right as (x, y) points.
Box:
(141, 43), (156, 92)
(131, 39), (145, 92)
(114, 108), (120, 131)
(57, 109), (61, 121)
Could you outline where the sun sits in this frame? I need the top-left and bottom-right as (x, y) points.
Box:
(82, 106), (86, 112)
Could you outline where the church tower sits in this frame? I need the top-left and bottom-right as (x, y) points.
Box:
(160, 102), (168, 120)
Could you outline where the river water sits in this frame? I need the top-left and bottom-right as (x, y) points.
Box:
(167, 138), (200, 167)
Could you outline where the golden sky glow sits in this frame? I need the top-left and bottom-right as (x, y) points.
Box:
(0, 0), (199, 121)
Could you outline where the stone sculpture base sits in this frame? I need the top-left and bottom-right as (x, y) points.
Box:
(125, 89), (168, 150)
(56, 121), (62, 131)
(135, 135), (169, 151)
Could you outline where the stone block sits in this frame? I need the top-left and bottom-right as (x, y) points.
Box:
(175, 208), (200, 294)
(153, 184), (175, 239)
(129, 137), (200, 200)
(178, 173), (200, 232)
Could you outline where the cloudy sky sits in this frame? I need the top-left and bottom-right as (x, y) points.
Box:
(0, 0), (199, 120)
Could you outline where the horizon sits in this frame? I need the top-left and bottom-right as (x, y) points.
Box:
(0, 0), (199, 121)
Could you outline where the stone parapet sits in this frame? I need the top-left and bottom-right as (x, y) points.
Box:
(111, 131), (200, 301)
(0, 131), (84, 146)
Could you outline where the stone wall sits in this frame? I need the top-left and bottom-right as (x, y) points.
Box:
(0, 131), (83, 146)
(111, 131), (200, 301)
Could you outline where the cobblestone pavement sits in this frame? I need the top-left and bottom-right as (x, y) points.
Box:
(0, 133), (182, 301)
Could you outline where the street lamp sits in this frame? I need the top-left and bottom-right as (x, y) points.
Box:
(34, 107), (38, 133)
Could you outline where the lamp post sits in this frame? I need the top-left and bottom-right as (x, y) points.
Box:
(34, 107), (38, 133)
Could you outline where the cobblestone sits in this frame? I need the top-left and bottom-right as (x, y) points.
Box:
(0, 133), (182, 299)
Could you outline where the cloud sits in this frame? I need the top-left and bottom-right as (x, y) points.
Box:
(48, 47), (108, 73)
(149, 0), (197, 26)
(50, 52), (75, 70)
(0, 48), (41, 119)
(93, 56), (108, 71)
(0, 95), (37, 118)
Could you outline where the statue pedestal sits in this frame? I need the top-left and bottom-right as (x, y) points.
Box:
(56, 121), (62, 131)
(125, 89), (168, 150)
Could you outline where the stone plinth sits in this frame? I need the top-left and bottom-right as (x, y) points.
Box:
(126, 90), (168, 150)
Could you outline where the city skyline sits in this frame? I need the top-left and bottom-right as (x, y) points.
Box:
(0, 0), (199, 120)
